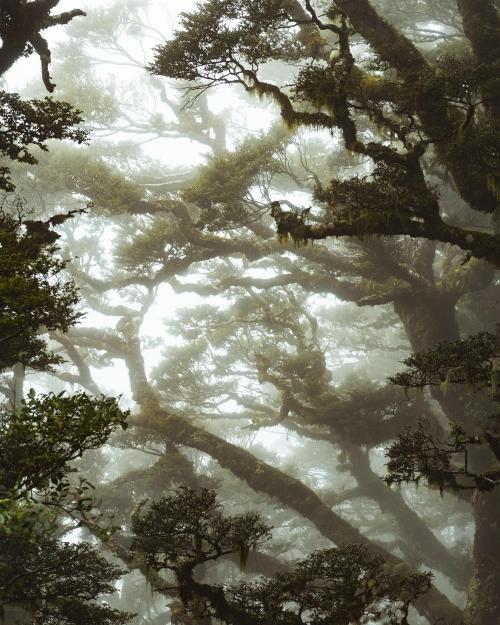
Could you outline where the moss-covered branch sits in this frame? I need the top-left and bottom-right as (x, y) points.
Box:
(271, 205), (500, 267)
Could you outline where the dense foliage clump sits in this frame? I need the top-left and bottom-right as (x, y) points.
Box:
(133, 488), (431, 625)
(0, 198), (81, 371)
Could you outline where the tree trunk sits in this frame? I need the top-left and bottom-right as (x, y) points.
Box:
(2, 605), (32, 625)
(394, 291), (460, 349)
(464, 490), (500, 625)
(394, 289), (500, 625)
(346, 444), (470, 589)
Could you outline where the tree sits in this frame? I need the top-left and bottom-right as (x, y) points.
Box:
(132, 487), (432, 625)
(0, 390), (129, 528)
(0, 196), (83, 374)
(384, 329), (500, 625)
(0, 0), (86, 90)
(0, 91), (87, 192)
(0, 1), (87, 191)
(151, 0), (500, 264)
(386, 330), (500, 493)
(4, 2), (498, 624)
(0, 389), (131, 623)
(146, 2), (500, 622)
(1, 538), (131, 625)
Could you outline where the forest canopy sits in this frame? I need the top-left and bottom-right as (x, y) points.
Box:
(0, 1), (499, 625)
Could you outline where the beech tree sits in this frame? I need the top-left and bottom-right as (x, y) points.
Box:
(132, 487), (432, 625)
(148, 3), (500, 621)
(2, 1), (499, 624)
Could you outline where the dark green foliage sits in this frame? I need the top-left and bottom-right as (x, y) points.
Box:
(432, 42), (500, 205)
(0, 536), (132, 625)
(386, 331), (500, 491)
(385, 419), (500, 492)
(0, 389), (130, 620)
(0, 198), (81, 371)
(0, 391), (130, 622)
(292, 63), (350, 110)
(132, 488), (431, 625)
(444, 116), (500, 204)
(0, 92), (87, 192)
(389, 330), (500, 391)
(433, 43), (500, 107)
(132, 486), (270, 570)
(315, 159), (439, 227)
(0, 390), (129, 537)
(149, 0), (301, 86)
(228, 546), (431, 625)
(0, 390), (128, 501)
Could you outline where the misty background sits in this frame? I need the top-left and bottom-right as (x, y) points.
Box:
(2, 1), (499, 624)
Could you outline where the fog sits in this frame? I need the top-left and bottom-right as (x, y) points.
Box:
(1, 1), (499, 624)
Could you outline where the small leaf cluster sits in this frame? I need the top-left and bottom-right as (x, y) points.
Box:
(0, 535), (132, 625)
(315, 159), (436, 228)
(432, 41), (500, 109)
(115, 215), (188, 273)
(132, 486), (270, 571)
(385, 418), (500, 492)
(183, 129), (287, 230)
(40, 147), (144, 216)
(389, 330), (500, 392)
(292, 63), (352, 111)
(0, 91), (87, 192)
(0, 391), (129, 535)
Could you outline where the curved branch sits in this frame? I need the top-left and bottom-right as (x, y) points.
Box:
(272, 207), (500, 268)
(131, 406), (463, 625)
(0, 1), (85, 86)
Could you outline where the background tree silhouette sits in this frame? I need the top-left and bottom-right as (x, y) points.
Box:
(2, 1), (499, 624)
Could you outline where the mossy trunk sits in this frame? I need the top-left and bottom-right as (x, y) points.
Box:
(395, 290), (500, 624)
(464, 489), (500, 625)
(346, 443), (470, 589)
(394, 290), (466, 424)
(393, 290), (460, 349)
(170, 599), (212, 625)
